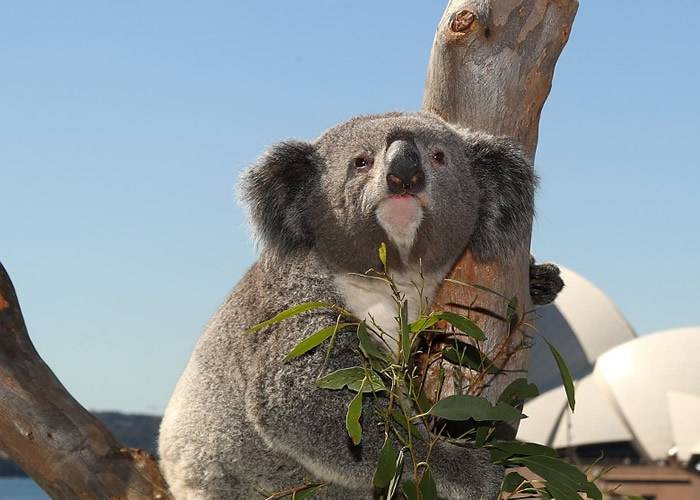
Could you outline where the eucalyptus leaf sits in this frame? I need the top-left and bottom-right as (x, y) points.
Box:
(506, 296), (519, 320)
(316, 367), (386, 393)
(545, 339), (576, 411)
(443, 279), (508, 299)
(409, 314), (440, 333)
(292, 484), (325, 500)
(391, 410), (424, 441)
(386, 448), (405, 500)
(357, 321), (386, 361)
(427, 394), (525, 422)
(475, 424), (492, 447)
(416, 388), (432, 414)
(400, 301), (411, 366)
(432, 312), (486, 341)
(488, 441), (557, 463)
(372, 435), (398, 489)
(378, 242), (387, 270)
(442, 343), (501, 374)
(248, 301), (333, 332)
(419, 467), (437, 500)
(346, 390), (363, 445)
(284, 322), (354, 361)
(501, 471), (527, 493)
(514, 455), (601, 500)
(400, 480), (417, 500)
(544, 482), (580, 500)
(497, 378), (539, 406)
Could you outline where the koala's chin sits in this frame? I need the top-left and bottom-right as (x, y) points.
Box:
(375, 194), (426, 259)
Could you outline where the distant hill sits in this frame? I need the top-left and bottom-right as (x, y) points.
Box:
(0, 411), (162, 477)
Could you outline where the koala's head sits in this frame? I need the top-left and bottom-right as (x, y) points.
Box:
(241, 112), (535, 274)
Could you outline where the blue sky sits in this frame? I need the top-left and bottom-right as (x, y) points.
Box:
(1, 2), (698, 414)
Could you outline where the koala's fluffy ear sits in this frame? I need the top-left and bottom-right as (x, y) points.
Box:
(463, 133), (538, 261)
(241, 140), (319, 255)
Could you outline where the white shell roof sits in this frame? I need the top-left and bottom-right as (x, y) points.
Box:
(594, 327), (700, 461)
(518, 373), (632, 449)
(521, 326), (700, 462)
(667, 391), (700, 463)
(528, 266), (637, 392)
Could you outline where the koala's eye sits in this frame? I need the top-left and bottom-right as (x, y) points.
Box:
(353, 155), (374, 171)
(432, 150), (445, 165)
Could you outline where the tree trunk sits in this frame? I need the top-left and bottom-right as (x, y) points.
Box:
(422, 0), (578, 435)
(0, 1), (576, 497)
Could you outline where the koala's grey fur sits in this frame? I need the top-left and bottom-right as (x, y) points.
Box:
(159, 112), (542, 499)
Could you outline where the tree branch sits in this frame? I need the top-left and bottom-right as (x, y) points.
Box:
(0, 262), (171, 498)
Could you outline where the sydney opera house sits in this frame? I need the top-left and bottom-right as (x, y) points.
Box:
(521, 267), (700, 498)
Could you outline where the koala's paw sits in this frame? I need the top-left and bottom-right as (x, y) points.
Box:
(529, 256), (564, 305)
(428, 442), (504, 500)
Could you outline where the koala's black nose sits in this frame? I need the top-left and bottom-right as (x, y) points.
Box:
(385, 139), (425, 195)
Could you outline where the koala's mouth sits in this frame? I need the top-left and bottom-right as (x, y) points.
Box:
(381, 195), (421, 224)
(375, 195), (425, 254)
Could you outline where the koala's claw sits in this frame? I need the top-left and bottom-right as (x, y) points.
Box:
(529, 257), (564, 305)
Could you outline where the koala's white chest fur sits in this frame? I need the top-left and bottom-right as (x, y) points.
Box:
(334, 269), (444, 353)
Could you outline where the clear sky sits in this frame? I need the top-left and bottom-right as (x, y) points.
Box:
(1, 2), (698, 414)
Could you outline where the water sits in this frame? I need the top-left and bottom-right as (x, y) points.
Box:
(0, 478), (47, 500)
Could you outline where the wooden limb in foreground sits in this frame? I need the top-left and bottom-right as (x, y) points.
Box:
(0, 262), (171, 499)
(422, 0), (578, 434)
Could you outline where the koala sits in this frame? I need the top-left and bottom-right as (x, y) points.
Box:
(158, 112), (558, 499)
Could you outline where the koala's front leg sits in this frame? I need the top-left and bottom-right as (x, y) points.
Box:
(245, 321), (388, 496)
(245, 320), (502, 499)
(529, 257), (564, 305)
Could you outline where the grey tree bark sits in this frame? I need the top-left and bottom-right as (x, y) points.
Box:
(0, 1), (577, 497)
(421, 0), (578, 436)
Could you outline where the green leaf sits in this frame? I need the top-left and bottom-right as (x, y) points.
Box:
(409, 314), (440, 334)
(372, 435), (398, 489)
(386, 447), (405, 499)
(443, 279), (507, 300)
(543, 482), (580, 500)
(427, 394), (525, 422)
(292, 484), (325, 499)
(346, 390), (363, 445)
(284, 322), (354, 361)
(415, 388), (432, 414)
(378, 242), (387, 270)
(400, 480), (417, 500)
(357, 321), (386, 361)
(419, 467), (437, 500)
(497, 378), (539, 406)
(501, 471), (527, 493)
(506, 296), (519, 320)
(248, 301), (333, 332)
(536, 487), (554, 499)
(391, 410), (424, 441)
(514, 455), (601, 500)
(400, 301), (411, 366)
(432, 312), (486, 341)
(475, 424), (492, 447)
(488, 441), (557, 463)
(442, 343), (501, 374)
(545, 339), (576, 411)
(316, 367), (385, 393)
